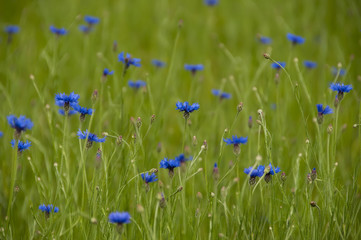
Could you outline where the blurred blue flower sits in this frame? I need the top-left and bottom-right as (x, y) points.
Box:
(79, 25), (92, 33)
(244, 165), (265, 177)
(271, 62), (286, 69)
(160, 158), (181, 172)
(175, 153), (192, 163)
(287, 33), (305, 45)
(330, 83), (352, 93)
(176, 101), (200, 113)
(259, 36), (272, 44)
(204, 0), (219, 6)
(55, 92), (80, 109)
(73, 104), (93, 116)
(141, 172), (158, 184)
(84, 15), (100, 25)
(11, 139), (31, 152)
(58, 109), (77, 116)
(0, 131), (3, 138)
(212, 89), (231, 99)
(109, 212), (131, 225)
(331, 67), (346, 76)
(4, 25), (20, 34)
(77, 129), (106, 143)
(267, 163), (280, 175)
(39, 204), (59, 214)
(223, 135), (248, 145)
(118, 52), (141, 68)
(184, 64), (204, 75)
(50, 26), (67, 35)
(303, 60), (317, 69)
(7, 115), (33, 132)
(316, 104), (333, 115)
(103, 68), (114, 76)
(128, 80), (146, 89)
(152, 59), (166, 68)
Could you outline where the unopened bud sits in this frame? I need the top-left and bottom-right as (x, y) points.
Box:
(117, 136), (123, 145)
(136, 204), (144, 213)
(248, 116), (253, 129)
(327, 124), (333, 134)
(197, 192), (203, 200)
(150, 114), (156, 124)
(310, 201), (317, 207)
(237, 102), (244, 113)
(192, 136), (198, 146)
(92, 89), (98, 103)
(136, 117), (142, 128)
(263, 53), (270, 59)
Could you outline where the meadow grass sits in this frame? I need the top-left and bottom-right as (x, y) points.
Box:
(1, 0), (361, 239)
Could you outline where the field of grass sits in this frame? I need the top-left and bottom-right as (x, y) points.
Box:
(1, 0), (361, 239)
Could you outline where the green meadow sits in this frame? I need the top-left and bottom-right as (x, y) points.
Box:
(1, 0), (361, 239)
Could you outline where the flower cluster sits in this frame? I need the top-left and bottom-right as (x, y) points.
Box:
(39, 204), (59, 218)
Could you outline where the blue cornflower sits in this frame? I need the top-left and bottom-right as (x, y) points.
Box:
(244, 165), (265, 185)
(175, 153), (192, 163)
(224, 135), (247, 155)
(55, 92), (80, 111)
(58, 109), (77, 116)
(204, 0), (219, 6)
(176, 101), (200, 119)
(73, 104), (93, 121)
(4, 25), (20, 34)
(118, 52), (141, 74)
(79, 25), (92, 33)
(7, 115), (33, 137)
(212, 89), (232, 99)
(160, 158), (181, 177)
(50, 26), (67, 36)
(286, 33), (305, 45)
(39, 204), (59, 218)
(109, 212), (131, 225)
(331, 67), (346, 76)
(77, 129), (106, 148)
(264, 163), (280, 183)
(330, 82), (352, 101)
(11, 139), (31, 152)
(184, 64), (204, 75)
(213, 163), (219, 180)
(128, 80), (146, 89)
(103, 68), (114, 77)
(259, 36), (272, 44)
(317, 104), (333, 115)
(0, 131), (3, 138)
(141, 172), (158, 184)
(84, 15), (100, 25)
(303, 60), (317, 69)
(152, 59), (166, 68)
(271, 62), (286, 70)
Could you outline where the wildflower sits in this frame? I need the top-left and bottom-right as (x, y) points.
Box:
(212, 89), (231, 100)
(175, 153), (192, 164)
(39, 204), (59, 218)
(264, 163), (281, 183)
(176, 101), (200, 119)
(223, 135), (248, 155)
(0, 131), (3, 138)
(84, 15), (100, 25)
(316, 104), (333, 124)
(7, 115), (33, 139)
(213, 163), (219, 181)
(58, 109), (77, 116)
(11, 139), (31, 153)
(77, 129), (106, 149)
(271, 62), (286, 70)
(141, 172), (158, 184)
(79, 25), (91, 33)
(4, 25), (20, 44)
(248, 116), (253, 129)
(330, 83), (352, 101)
(286, 33), (305, 45)
(49, 26), (67, 36)
(103, 68), (114, 77)
(331, 67), (346, 76)
(184, 64), (204, 76)
(118, 52), (141, 75)
(55, 92), (80, 112)
(128, 80), (146, 89)
(109, 211), (131, 224)
(303, 60), (317, 69)
(204, 0), (219, 6)
(258, 36), (272, 44)
(311, 168), (317, 182)
(73, 104), (93, 121)
(244, 165), (265, 185)
(160, 158), (181, 177)
(151, 59), (166, 68)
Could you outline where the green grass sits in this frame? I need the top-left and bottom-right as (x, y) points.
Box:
(1, 0), (361, 239)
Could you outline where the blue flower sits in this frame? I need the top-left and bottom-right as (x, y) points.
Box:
(118, 52), (141, 68)
(58, 109), (77, 116)
(184, 64), (204, 75)
(55, 92), (80, 109)
(244, 165), (265, 178)
(128, 80), (146, 89)
(79, 25), (92, 33)
(5, 25), (20, 34)
(50, 26), (67, 35)
(84, 15), (100, 25)
(316, 104), (333, 115)
(267, 163), (280, 175)
(160, 158), (180, 177)
(103, 68), (114, 76)
(259, 36), (272, 44)
(175, 153), (192, 163)
(109, 212), (131, 225)
(152, 59), (166, 68)
(331, 67), (346, 76)
(212, 89), (231, 99)
(204, 0), (219, 6)
(77, 129), (106, 143)
(73, 104), (93, 116)
(176, 101), (200, 114)
(303, 60), (317, 69)
(330, 83), (352, 98)
(7, 115), (33, 132)
(141, 172), (158, 184)
(271, 62), (286, 69)
(0, 131), (3, 138)
(223, 136), (248, 145)
(39, 204), (59, 214)
(287, 33), (305, 45)
(11, 139), (31, 152)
